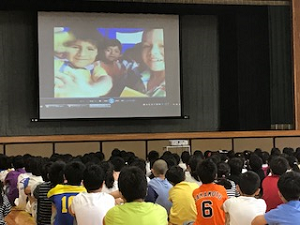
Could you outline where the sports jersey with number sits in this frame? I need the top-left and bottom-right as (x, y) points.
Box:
(193, 183), (228, 225)
(47, 184), (86, 225)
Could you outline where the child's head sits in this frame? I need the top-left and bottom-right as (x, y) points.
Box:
(12, 155), (25, 169)
(196, 159), (217, 184)
(83, 164), (105, 192)
(165, 166), (185, 185)
(118, 166), (147, 202)
(49, 161), (66, 185)
(238, 171), (261, 196)
(152, 159), (168, 176)
(64, 161), (86, 186)
(63, 27), (103, 68)
(228, 157), (244, 176)
(269, 156), (289, 175)
(278, 171), (300, 202)
(103, 38), (122, 63)
(217, 162), (230, 178)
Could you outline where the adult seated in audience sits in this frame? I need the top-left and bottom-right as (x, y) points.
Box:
(145, 159), (172, 214)
(252, 171), (300, 225)
(166, 166), (198, 225)
(104, 166), (168, 225)
(262, 156), (289, 212)
(70, 164), (115, 225)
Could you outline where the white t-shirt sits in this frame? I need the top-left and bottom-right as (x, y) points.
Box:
(71, 192), (115, 225)
(101, 181), (118, 194)
(223, 196), (266, 225)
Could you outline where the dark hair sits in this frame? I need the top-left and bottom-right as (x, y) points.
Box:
(65, 161), (86, 186)
(239, 171), (261, 195)
(130, 158), (146, 175)
(105, 156), (126, 189)
(165, 166), (185, 185)
(228, 157), (243, 176)
(160, 152), (177, 168)
(12, 155), (25, 169)
(188, 155), (203, 181)
(83, 164), (105, 192)
(118, 166), (147, 202)
(181, 151), (191, 164)
(286, 156), (300, 172)
(216, 162), (232, 189)
(277, 171), (300, 201)
(29, 157), (44, 176)
(196, 159), (217, 184)
(271, 147), (281, 156)
(0, 155), (10, 170)
(282, 147), (294, 156)
(49, 161), (66, 186)
(249, 154), (263, 171)
(104, 38), (122, 52)
(172, 153), (180, 165)
(41, 160), (53, 182)
(269, 156), (289, 175)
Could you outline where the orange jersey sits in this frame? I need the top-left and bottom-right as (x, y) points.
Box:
(193, 183), (228, 225)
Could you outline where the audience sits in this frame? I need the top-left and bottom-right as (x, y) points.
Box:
(1, 147), (300, 225)
(222, 171), (266, 225)
(104, 166), (168, 225)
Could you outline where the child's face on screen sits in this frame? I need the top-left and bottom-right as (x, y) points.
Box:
(105, 46), (121, 62)
(142, 29), (165, 72)
(66, 40), (98, 68)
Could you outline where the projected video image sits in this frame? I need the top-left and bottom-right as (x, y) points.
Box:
(54, 27), (165, 98)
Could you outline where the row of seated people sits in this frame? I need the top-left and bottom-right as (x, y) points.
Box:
(0, 147), (299, 225)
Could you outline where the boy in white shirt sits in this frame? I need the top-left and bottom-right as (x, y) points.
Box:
(69, 164), (115, 225)
(222, 171), (266, 225)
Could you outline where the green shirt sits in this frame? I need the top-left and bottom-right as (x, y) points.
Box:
(104, 201), (168, 225)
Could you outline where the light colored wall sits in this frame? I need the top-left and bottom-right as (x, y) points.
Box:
(191, 139), (232, 152)
(147, 140), (170, 158)
(55, 142), (100, 156)
(102, 141), (146, 159)
(5, 143), (53, 157)
(233, 138), (273, 152)
(0, 145), (3, 154)
(275, 137), (300, 150)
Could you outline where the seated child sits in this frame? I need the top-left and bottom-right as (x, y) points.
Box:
(47, 161), (86, 225)
(222, 171), (266, 225)
(252, 171), (300, 225)
(192, 159), (228, 225)
(104, 166), (168, 225)
(165, 166), (198, 225)
(145, 159), (172, 214)
(0, 181), (11, 225)
(262, 156), (288, 211)
(70, 164), (115, 225)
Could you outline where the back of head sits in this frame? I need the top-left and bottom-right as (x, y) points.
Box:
(188, 154), (203, 181)
(181, 151), (191, 164)
(29, 157), (44, 176)
(65, 161), (86, 186)
(271, 147), (281, 156)
(109, 156), (125, 172)
(161, 152), (177, 168)
(130, 158), (146, 175)
(152, 159), (168, 176)
(228, 157), (243, 176)
(269, 156), (289, 175)
(239, 171), (260, 195)
(197, 159), (217, 184)
(12, 155), (25, 169)
(249, 154), (263, 172)
(282, 147), (294, 157)
(286, 156), (300, 172)
(217, 162), (230, 178)
(49, 161), (66, 186)
(118, 166), (147, 202)
(83, 164), (105, 192)
(165, 166), (185, 185)
(278, 171), (300, 201)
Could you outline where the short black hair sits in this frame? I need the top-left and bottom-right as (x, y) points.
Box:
(83, 164), (105, 192)
(165, 166), (185, 185)
(65, 161), (86, 186)
(118, 166), (147, 202)
(104, 38), (122, 51)
(270, 156), (289, 175)
(196, 159), (217, 184)
(239, 171), (260, 195)
(12, 155), (25, 169)
(278, 171), (300, 201)
(109, 156), (126, 172)
(49, 161), (66, 185)
(228, 157), (243, 176)
(181, 151), (191, 164)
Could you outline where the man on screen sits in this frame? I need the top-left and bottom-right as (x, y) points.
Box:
(54, 27), (113, 98)
(121, 29), (166, 97)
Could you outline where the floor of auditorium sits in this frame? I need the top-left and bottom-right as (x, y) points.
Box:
(5, 208), (35, 225)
